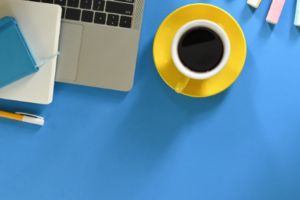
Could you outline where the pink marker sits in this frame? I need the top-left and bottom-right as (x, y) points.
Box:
(266, 0), (286, 24)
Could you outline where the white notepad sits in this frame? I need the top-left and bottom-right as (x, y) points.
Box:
(0, 0), (61, 104)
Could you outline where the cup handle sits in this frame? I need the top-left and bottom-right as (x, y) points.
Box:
(175, 76), (190, 93)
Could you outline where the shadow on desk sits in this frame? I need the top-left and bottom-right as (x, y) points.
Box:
(85, 41), (258, 197)
(54, 82), (128, 104)
(98, 37), (233, 165)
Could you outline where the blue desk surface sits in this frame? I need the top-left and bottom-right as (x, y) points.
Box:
(1, 0), (300, 199)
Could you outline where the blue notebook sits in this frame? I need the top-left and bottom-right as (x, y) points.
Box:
(0, 16), (38, 89)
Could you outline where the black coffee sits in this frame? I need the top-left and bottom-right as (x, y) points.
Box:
(178, 27), (224, 72)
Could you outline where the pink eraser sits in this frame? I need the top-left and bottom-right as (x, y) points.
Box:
(266, 0), (286, 24)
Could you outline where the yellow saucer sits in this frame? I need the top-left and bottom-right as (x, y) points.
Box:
(153, 4), (247, 97)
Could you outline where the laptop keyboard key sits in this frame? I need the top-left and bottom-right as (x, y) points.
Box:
(61, 7), (65, 18)
(108, 14), (119, 21)
(80, 0), (92, 9)
(106, 1), (133, 15)
(66, 8), (81, 20)
(42, 0), (53, 3)
(107, 21), (118, 26)
(55, 0), (66, 6)
(39, 0), (135, 28)
(67, 0), (79, 8)
(94, 12), (106, 24)
(115, 0), (134, 3)
(120, 16), (132, 28)
(82, 11), (94, 22)
(93, 0), (105, 11)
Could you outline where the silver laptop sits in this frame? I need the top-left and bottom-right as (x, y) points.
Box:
(29, 0), (145, 91)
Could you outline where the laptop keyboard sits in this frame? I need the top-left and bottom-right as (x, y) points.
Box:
(29, 0), (134, 28)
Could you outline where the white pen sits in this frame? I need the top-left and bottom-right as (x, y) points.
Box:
(0, 110), (44, 126)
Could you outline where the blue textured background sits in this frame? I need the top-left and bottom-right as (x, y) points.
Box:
(1, 0), (300, 199)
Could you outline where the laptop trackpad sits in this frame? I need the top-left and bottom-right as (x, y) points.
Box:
(56, 23), (83, 81)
